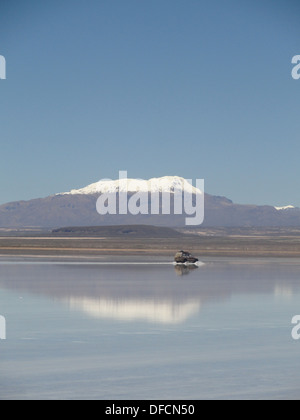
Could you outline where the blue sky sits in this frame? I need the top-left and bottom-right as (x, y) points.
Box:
(0, 0), (300, 207)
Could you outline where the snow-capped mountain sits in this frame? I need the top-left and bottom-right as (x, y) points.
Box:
(0, 175), (299, 228)
(59, 176), (203, 196)
(274, 205), (295, 211)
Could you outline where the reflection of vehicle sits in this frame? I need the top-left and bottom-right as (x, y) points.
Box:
(174, 264), (198, 276)
(174, 250), (198, 265)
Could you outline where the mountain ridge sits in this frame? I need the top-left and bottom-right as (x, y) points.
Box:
(58, 175), (202, 196)
(0, 176), (298, 228)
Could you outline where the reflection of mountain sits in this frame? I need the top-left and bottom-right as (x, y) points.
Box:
(1, 259), (300, 325)
(65, 296), (200, 324)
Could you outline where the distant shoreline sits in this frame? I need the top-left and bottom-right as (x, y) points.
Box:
(1, 230), (300, 258)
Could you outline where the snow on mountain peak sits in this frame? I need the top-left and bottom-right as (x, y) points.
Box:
(274, 205), (295, 211)
(58, 176), (203, 196)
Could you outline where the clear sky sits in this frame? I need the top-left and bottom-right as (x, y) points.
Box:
(0, 0), (300, 207)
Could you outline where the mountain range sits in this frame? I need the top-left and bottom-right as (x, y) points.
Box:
(0, 176), (299, 229)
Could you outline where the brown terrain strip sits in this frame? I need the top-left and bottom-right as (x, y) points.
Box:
(1, 232), (300, 257)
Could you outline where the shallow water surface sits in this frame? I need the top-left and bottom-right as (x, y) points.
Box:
(0, 256), (300, 400)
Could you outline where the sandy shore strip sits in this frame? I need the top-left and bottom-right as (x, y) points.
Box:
(1, 234), (300, 258)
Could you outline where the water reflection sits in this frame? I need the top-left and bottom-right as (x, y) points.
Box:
(1, 259), (300, 325)
(174, 264), (198, 276)
(65, 296), (200, 324)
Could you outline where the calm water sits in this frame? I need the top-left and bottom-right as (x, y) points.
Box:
(1, 256), (300, 400)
